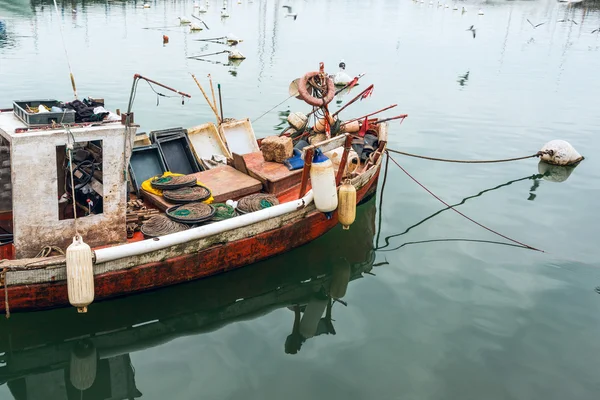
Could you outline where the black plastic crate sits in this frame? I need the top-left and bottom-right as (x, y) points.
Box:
(13, 100), (76, 127)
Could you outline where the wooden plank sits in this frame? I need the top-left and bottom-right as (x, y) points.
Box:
(188, 165), (262, 202)
(231, 152), (249, 174)
(301, 134), (348, 160)
(243, 152), (302, 194)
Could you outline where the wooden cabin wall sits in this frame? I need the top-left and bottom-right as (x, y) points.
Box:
(0, 135), (12, 215)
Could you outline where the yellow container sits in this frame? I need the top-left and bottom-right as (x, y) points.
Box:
(338, 180), (356, 230)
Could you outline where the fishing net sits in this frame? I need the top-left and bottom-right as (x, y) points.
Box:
(163, 185), (212, 204)
(141, 215), (189, 238)
(211, 203), (237, 221)
(150, 174), (197, 190)
(166, 202), (216, 224)
(237, 193), (280, 214)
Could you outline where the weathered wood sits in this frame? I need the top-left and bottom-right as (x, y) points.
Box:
(243, 151), (302, 194)
(299, 147), (313, 198)
(335, 135), (353, 185)
(231, 152), (249, 174)
(301, 134), (348, 160)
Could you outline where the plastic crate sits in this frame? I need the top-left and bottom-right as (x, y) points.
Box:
(13, 100), (76, 127)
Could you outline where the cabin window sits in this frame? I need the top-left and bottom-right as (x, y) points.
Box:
(0, 136), (12, 241)
(56, 141), (104, 220)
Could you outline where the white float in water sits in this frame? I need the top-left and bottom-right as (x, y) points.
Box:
(539, 140), (583, 166)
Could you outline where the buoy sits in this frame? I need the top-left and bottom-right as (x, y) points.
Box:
(310, 149), (338, 215)
(340, 120), (360, 133)
(69, 340), (97, 391)
(228, 50), (245, 59)
(66, 235), (94, 313)
(338, 179), (356, 230)
(330, 263), (351, 299)
(314, 114), (335, 133)
(539, 140), (583, 166)
(287, 112), (308, 130)
(163, 35), (169, 44)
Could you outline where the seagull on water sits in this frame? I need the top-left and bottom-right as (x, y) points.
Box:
(178, 17), (191, 24)
(557, 18), (578, 24)
(466, 25), (476, 38)
(527, 19), (546, 28)
(282, 5), (298, 20)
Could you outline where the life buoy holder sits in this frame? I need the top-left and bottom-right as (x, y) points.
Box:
(297, 71), (335, 107)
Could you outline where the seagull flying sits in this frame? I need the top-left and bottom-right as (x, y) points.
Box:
(527, 19), (546, 28)
(467, 25), (476, 39)
(557, 18), (578, 25)
(282, 5), (298, 20)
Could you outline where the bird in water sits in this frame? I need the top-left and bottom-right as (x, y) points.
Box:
(333, 60), (352, 86)
(178, 17), (191, 24)
(466, 25), (476, 38)
(221, 8), (230, 17)
(461, 6), (467, 14)
(283, 5), (298, 20)
(557, 18), (578, 24)
(457, 71), (470, 87)
(527, 19), (546, 28)
(478, 9), (484, 15)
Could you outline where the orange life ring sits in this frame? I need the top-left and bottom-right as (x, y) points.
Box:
(297, 71), (335, 107)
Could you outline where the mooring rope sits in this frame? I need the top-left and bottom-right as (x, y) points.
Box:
(385, 152), (544, 252)
(387, 148), (546, 164)
(66, 128), (80, 238)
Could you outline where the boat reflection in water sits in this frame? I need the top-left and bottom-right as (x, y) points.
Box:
(0, 196), (379, 399)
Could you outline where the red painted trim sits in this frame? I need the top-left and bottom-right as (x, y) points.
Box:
(0, 170), (379, 313)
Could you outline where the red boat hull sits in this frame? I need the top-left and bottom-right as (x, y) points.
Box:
(1, 172), (379, 313)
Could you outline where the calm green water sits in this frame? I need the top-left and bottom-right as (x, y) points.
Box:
(1, 0), (600, 398)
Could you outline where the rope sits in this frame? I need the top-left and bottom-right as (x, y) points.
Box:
(211, 203), (237, 221)
(163, 185), (211, 203)
(35, 245), (65, 258)
(66, 128), (80, 238)
(387, 148), (545, 164)
(237, 193), (279, 213)
(385, 152), (544, 252)
(141, 215), (188, 238)
(166, 203), (215, 223)
(253, 94), (295, 123)
(52, 0), (77, 99)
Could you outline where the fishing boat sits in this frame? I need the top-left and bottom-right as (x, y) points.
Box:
(0, 67), (395, 314)
(0, 201), (378, 395)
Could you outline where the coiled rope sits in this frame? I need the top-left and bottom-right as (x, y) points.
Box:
(141, 215), (188, 238)
(385, 151), (544, 252)
(387, 148), (548, 164)
(237, 193), (279, 214)
(211, 203), (237, 221)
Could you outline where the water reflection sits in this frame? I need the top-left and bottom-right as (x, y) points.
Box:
(377, 161), (578, 251)
(0, 198), (379, 399)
